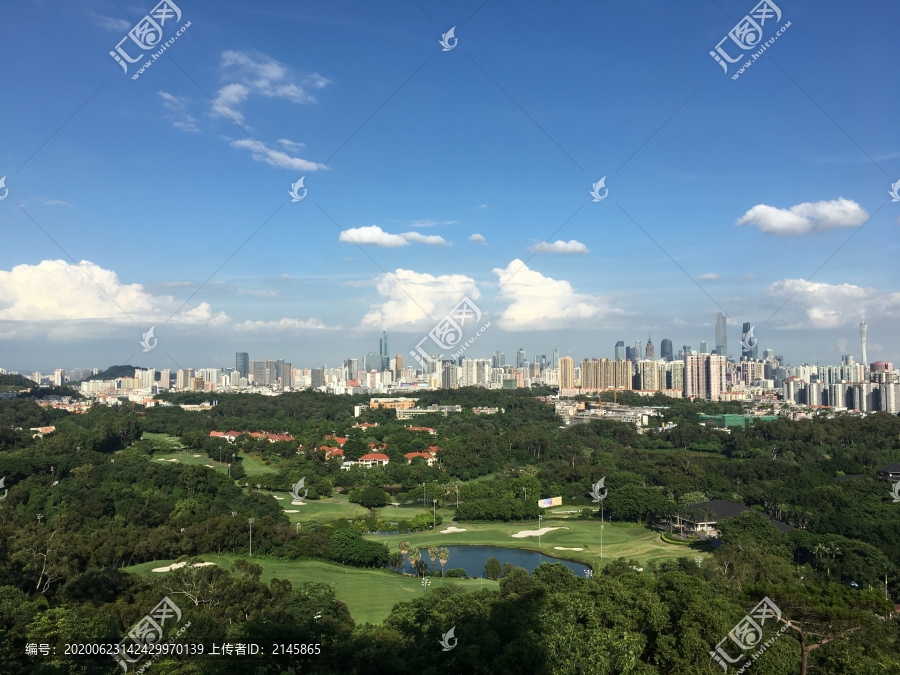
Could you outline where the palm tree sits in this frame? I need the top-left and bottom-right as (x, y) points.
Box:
(427, 545), (438, 574)
(438, 547), (449, 576)
(399, 540), (409, 556)
(408, 547), (421, 577)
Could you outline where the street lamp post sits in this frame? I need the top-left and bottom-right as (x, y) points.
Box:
(589, 477), (608, 560)
(538, 514), (542, 554)
(422, 482), (426, 507)
(421, 577), (431, 594)
(248, 518), (255, 556)
(433, 499), (437, 528)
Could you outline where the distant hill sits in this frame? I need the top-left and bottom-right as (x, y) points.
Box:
(83, 365), (147, 381)
(0, 373), (37, 391)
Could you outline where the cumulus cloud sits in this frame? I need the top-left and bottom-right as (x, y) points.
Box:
(235, 317), (333, 331)
(159, 91), (200, 132)
(210, 50), (329, 124)
(469, 233), (486, 243)
(767, 278), (900, 329)
(229, 139), (323, 171)
(0, 260), (226, 326)
(528, 239), (590, 254)
(339, 226), (448, 247)
(361, 270), (480, 328)
(492, 260), (615, 330)
(736, 198), (868, 235)
(698, 273), (720, 282)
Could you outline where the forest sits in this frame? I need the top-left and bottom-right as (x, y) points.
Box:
(0, 388), (898, 673)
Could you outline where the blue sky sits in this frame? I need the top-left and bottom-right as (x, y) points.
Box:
(1, 0), (899, 372)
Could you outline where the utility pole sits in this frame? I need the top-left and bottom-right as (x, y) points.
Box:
(433, 499), (437, 528)
(422, 482), (426, 507)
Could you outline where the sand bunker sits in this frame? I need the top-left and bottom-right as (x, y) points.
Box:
(291, 501), (306, 505)
(511, 527), (567, 538)
(205, 464), (214, 468)
(554, 546), (583, 551)
(168, 458), (179, 462)
(152, 561), (216, 573)
(284, 509), (299, 513)
(441, 526), (467, 533)
(273, 495), (285, 500)
(192, 454), (201, 457)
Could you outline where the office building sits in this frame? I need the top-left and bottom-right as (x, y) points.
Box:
(715, 312), (727, 359)
(660, 339), (673, 362)
(394, 354), (404, 379)
(344, 358), (359, 380)
(645, 337), (655, 359)
(559, 356), (575, 389)
(625, 346), (638, 362)
(516, 348), (526, 369)
(614, 341), (625, 361)
(492, 351), (505, 368)
(364, 351), (380, 374)
(860, 319), (868, 369)
(379, 330), (390, 371)
(441, 360), (458, 389)
(741, 322), (758, 360)
(280, 362), (292, 390)
(311, 368), (325, 388)
(700, 341), (709, 354)
(235, 352), (249, 378)
(552, 348), (559, 368)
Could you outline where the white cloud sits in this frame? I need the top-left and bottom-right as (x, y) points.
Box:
(400, 232), (449, 246)
(229, 138), (323, 171)
(43, 198), (74, 208)
(469, 233), (486, 243)
(159, 91), (200, 132)
(210, 50), (330, 124)
(528, 240), (590, 254)
(0, 260), (227, 326)
(736, 198), (868, 235)
(698, 273), (720, 282)
(361, 269), (480, 328)
(476, 204), (487, 210)
(338, 226), (448, 247)
(90, 13), (131, 31)
(235, 317), (332, 331)
(767, 278), (900, 329)
(278, 138), (305, 149)
(492, 260), (615, 330)
(238, 288), (278, 297)
(410, 219), (457, 228)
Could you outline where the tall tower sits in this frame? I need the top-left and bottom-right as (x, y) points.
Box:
(860, 317), (868, 368)
(715, 312), (727, 359)
(645, 336), (655, 359)
(379, 330), (389, 371)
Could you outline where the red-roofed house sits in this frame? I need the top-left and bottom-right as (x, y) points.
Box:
(406, 426), (436, 434)
(404, 452), (436, 466)
(319, 446), (344, 460)
(354, 422), (378, 429)
(357, 452), (390, 468)
(426, 445), (441, 455)
(324, 435), (348, 446)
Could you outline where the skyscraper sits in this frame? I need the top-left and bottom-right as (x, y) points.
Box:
(699, 341), (709, 354)
(344, 358), (359, 380)
(236, 352), (249, 378)
(492, 351), (505, 368)
(394, 354), (403, 379)
(645, 337), (655, 359)
(625, 346), (637, 362)
(559, 356), (575, 389)
(660, 339), (673, 362)
(715, 312), (727, 359)
(516, 348), (526, 369)
(860, 318), (868, 368)
(379, 330), (390, 371)
(614, 341), (625, 361)
(552, 348), (559, 368)
(741, 322), (758, 360)
(364, 351), (380, 373)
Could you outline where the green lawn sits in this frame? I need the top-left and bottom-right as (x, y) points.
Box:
(366, 519), (705, 568)
(141, 432), (184, 450)
(258, 493), (436, 527)
(122, 555), (497, 625)
(150, 450), (228, 473)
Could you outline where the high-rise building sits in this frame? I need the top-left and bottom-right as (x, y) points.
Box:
(660, 339), (673, 362)
(684, 353), (726, 401)
(741, 322), (758, 360)
(251, 360), (278, 386)
(492, 351), (505, 368)
(715, 312), (727, 360)
(311, 368), (325, 388)
(159, 369), (171, 389)
(559, 356), (575, 389)
(280, 362), (292, 390)
(516, 348), (526, 369)
(860, 319), (868, 369)
(441, 361), (458, 389)
(613, 359), (632, 390)
(700, 341), (709, 354)
(394, 354), (403, 379)
(364, 351), (380, 374)
(552, 348), (559, 368)
(645, 337), (655, 359)
(379, 330), (390, 371)
(614, 341), (625, 361)
(625, 346), (638, 362)
(344, 358), (359, 380)
(236, 352), (249, 378)
(53, 369), (66, 386)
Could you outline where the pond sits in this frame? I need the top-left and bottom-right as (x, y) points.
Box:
(398, 545), (591, 579)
